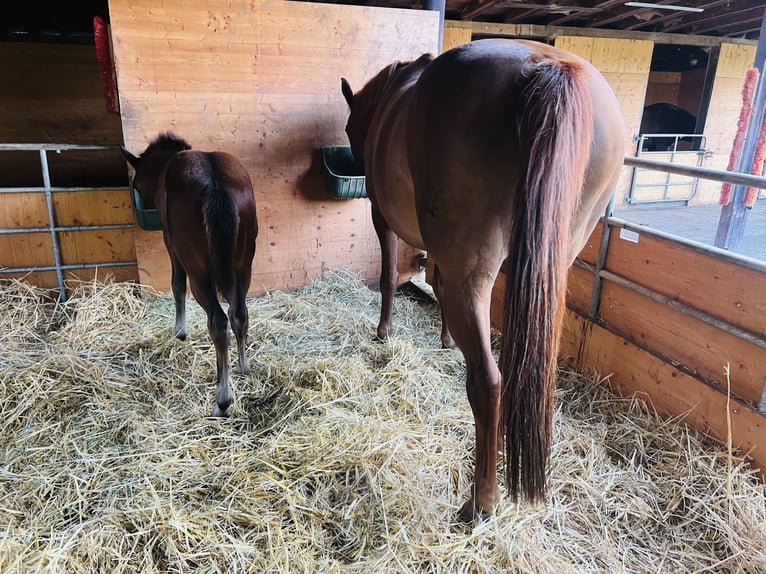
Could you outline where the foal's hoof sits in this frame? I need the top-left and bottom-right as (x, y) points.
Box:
(211, 405), (230, 418)
(457, 500), (493, 524)
(441, 336), (456, 350)
(175, 329), (187, 342)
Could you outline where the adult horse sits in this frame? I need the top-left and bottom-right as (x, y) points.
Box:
(639, 102), (700, 152)
(121, 133), (258, 417)
(342, 39), (624, 521)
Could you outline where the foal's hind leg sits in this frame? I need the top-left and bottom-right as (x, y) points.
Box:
(228, 273), (251, 375)
(432, 264), (455, 349)
(189, 277), (233, 417)
(170, 255), (188, 341)
(438, 275), (502, 522)
(371, 204), (399, 340)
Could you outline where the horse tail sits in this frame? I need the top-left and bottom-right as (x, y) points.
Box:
(501, 58), (594, 502)
(203, 155), (239, 302)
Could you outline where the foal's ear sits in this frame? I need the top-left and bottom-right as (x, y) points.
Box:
(119, 145), (140, 169)
(341, 78), (354, 109)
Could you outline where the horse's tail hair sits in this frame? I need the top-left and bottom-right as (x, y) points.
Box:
(203, 156), (239, 302)
(501, 58), (594, 503)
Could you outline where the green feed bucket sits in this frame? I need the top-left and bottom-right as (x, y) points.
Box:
(132, 188), (163, 231)
(321, 146), (367, 199)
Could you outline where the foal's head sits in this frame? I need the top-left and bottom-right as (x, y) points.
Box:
(120, 132), (191, 209)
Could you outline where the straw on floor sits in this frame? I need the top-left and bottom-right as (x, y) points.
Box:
(1, 269), (764, 573)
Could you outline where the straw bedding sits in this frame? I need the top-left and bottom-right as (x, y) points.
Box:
(1, 269), (764, 573)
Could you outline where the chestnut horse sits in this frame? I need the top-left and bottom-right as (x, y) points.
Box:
(121, 134), (258, 417)
(342, 39), (624, 521)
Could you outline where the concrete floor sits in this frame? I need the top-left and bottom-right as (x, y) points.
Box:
(613, 199), (766, 262)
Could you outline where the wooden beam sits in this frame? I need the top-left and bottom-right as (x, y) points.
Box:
(466, 20), (758, 47)
(461, 0), (498, 20)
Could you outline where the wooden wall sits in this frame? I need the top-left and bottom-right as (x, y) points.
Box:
(0, 42), (137, 291)
(489, 224), (766, 479)
(109, 0), (439, 295)
(554, 36), (654, 204)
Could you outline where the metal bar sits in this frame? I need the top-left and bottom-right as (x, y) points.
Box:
(0, 261), (138, 274)
(0, 224), (134, 235)
(423, 0), (445, 52)
(715, 11), (766, 250)
(0, 143), (115, 151)
(39, 149), (67, 301)
(624, 156), (766, 188)
(0, 187), (125, 194)
(605, 215), (766, 274)
(587, 191), (619, 318)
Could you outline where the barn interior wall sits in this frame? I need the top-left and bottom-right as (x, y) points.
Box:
(108, 0), (439, 295)
(553, 36), (654, 204)
(0, 42), (137, 290)
(488, 223), (766, 480)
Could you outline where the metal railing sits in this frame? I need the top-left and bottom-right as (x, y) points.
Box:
(0, 143), (136, 300)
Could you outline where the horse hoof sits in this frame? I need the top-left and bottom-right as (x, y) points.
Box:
(457, 501), (493, 524)
(441, 337), (456, 350)
(175, 330), (187, 341)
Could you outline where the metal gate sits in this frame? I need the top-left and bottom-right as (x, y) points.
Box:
(0, 143), (137, 300)
(627, 133), (709, 205)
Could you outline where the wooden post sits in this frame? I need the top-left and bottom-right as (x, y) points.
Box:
(714, 12), (766, 250)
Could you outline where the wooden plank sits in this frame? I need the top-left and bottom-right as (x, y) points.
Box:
(0, 43), (122, 144)
(554, 36), (653, 205)
(575, 319), (766, 480)
(0, 192), (48, 228)
(110, 0), (438, 294)
(53, 189), (134, 226)
(567, 265), (594, 316)
(576, 221), (603, 266)
(605, 229), (766, 339)
(443, 23), (471, 52)
(0, 233), (53, 268)
(58, 229), (136, 265)
(598, 279), (766, 406)
(469, 21), (758, 48)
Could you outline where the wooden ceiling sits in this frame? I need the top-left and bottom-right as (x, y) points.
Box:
(1, 0), (762, 44)
(444, 0), (764, 40)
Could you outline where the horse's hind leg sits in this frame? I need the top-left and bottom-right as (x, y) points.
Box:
(189, 277), (232, 417)
(432, 264), (455, 349)
(170, 255), (188, 341)
(228, 272), (251, 375)
(371, 204), (399, 341)
(438, 274), (502, 522)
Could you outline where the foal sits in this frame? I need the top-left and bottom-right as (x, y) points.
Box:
(121, 133), (258, 416)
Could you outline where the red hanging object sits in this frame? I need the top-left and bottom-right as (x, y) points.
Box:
(93, 16), (119, 115)
(720, 67), (758, 206)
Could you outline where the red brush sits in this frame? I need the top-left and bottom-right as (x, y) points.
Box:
(94, 16), (119, 115)
(744, 110), (766, 208)
(720, 67), (758, 205)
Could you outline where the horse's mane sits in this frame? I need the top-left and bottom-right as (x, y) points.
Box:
(355, 54), (434, 120)
(143, 132), (192, 158)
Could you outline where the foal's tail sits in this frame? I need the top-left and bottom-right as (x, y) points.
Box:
(203, 159), (239, 302)
(501, 58), (594, 503)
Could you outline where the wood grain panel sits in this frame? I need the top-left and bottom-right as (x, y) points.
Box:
(573, 318), (766, 480)
(554, 36), (653, 206)
(598, 279), (766, 405)
(443, 23), (472, 52)
(0, 233), (53, 268)
(0, 193), (48, 228)
(53, 189), (134, 226)
(605, 229), (766, 339)
(576, 221), (603, 266)
(58, 229), (136, 265)
(109, 0), (438, 294)
(567, 265), (594, 316)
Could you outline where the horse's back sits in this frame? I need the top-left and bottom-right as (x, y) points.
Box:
(407, 39), (624, 264)
(163, 150), (257, 273)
